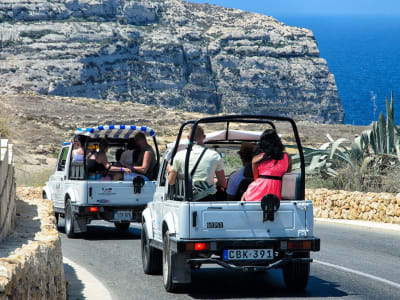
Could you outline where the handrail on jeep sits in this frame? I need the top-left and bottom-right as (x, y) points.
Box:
(169, 115), (305, 202)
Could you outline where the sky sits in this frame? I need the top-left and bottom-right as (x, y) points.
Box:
(189, 0), (400, 16)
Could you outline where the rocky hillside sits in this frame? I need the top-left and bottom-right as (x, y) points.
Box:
(0, 0), (344, 123)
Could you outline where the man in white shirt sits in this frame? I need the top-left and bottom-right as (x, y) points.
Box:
(167, 125), (226, 201)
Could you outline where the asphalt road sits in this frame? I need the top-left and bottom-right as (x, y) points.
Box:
(60, 221), (400, 300)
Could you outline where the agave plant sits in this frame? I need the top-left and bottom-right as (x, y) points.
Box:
(357, 92), (400, 160)
(291, 91), (400, 181)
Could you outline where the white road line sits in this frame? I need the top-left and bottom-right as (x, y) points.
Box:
(315, 260), (400, 289)
(64, 257), (113, 300)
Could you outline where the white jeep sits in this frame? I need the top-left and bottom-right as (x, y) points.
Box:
(141, 115), (320, 292)
(43, 125), (159, 238)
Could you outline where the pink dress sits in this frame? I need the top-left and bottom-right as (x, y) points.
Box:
(244, 153), (289, 201)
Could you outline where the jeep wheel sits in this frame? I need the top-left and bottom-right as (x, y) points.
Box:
(65, 200), (77, 238)
(141, 223), (162, 275)
(55, 213), (60, 227)
(114, 222), (130, 231)
(162, 230), (178, 292)
(283, 252), (310, 290)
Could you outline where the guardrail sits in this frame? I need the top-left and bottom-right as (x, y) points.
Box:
(0, 136), (16, 241)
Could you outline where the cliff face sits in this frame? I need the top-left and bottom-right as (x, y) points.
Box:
(0, 0), (344, 123)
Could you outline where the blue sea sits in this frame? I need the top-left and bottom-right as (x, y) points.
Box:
(274, 14), (400, 125)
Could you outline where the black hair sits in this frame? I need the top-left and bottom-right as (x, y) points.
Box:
(127, 138), (137, 150)
(115, 148), (124, 161)
(99, 138), (109, 153)
(74, 135), (86, 146)
(255, 129), (285, 164)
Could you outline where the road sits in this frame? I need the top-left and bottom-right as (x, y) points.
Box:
(60, 221), (400, 300)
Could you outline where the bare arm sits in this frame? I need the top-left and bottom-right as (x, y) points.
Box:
(215, 170), (226, 189)
(252, 154), (262, 180)
(98, 153), (131, 173)
(168, 170), (177, 185)
(134, 151), (151, 175)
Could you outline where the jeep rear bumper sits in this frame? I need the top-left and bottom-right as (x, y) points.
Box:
(169, 237), (320, 253)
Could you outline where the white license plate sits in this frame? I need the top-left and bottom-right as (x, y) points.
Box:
(114, 210), (132, 221)
(223, 249), (274, 261)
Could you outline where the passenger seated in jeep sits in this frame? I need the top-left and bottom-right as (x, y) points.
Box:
(111, 148), (124, 181)
(87, 139), (132, 179)
(120, 138), (138, 170)
(226, 142), (255, 201)
(241, 129), (292, 201)
(167, 125), (226, 201)
(132, 132), (157, 180)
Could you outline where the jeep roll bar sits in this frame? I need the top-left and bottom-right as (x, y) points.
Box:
(169, 115), (305, 201)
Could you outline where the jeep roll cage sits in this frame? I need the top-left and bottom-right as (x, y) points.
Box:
(72, 125), (160, 180)
(169, 115), (305, 202)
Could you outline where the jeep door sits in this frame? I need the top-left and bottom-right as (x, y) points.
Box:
(51, 145), (70, 210)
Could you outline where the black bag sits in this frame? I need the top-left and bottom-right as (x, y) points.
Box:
(234, 162), (254, 201)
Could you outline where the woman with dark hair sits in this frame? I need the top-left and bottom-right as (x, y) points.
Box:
(87, 138), (132, 177)
(241, 129), (292, 201)
(71, 135), (86, 162)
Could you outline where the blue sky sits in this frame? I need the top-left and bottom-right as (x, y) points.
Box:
(189, 0), (400, 16)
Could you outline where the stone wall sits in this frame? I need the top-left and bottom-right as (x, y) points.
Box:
(0, 187), (66, 299)
(306, 188), (400, 224)
(0, 138), (16, 241)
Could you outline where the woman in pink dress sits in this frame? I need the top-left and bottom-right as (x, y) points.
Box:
(241, 129), (292, 201)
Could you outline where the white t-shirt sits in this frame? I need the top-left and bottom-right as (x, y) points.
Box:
(120, 150), (135, 166)
(172, 145), (224, 194)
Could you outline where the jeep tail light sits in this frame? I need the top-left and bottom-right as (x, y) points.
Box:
(287, 241), (312, 250)
(185, 242), (210, 251)
(89, 207), (99, 212)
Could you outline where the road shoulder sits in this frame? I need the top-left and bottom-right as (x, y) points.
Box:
(315, 218), (400, 232)
(64, 257), (113, 300)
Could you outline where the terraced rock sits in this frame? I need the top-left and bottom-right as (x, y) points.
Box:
(0, 0), (344, 123)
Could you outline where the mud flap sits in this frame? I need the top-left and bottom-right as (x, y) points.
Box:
(171, 252), (192, 284)
(74, 217), (87, 233)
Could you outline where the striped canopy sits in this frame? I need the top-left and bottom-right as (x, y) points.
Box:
(74, 125), (155, 139)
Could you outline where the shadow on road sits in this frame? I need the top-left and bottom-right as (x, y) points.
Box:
(64, 262), (85, 300)
(82, 225), (141, 241)
(57, 218), (141, 240)
(185, 268), (348, 299)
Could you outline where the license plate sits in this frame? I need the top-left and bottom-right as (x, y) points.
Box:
(114, 210), (132, 221)
(223, 249), (274, 261)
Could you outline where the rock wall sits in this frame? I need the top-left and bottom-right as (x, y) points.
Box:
(307, 189), (400, 224)
(0, 187), (66, 300)
(0, 138), (16, 241)
(0, 0), (344, 123)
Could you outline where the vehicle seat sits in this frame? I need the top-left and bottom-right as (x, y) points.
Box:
(70, 162), (84, 180)
(281, 172), (302, 200)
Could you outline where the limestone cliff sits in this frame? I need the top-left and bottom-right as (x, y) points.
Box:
(0, 0), (344, 123)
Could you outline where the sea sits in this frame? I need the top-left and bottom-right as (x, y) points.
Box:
(274, 14), (400, 125)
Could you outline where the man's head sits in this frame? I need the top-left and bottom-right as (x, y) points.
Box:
(238, 142), (255, 164)
(190, 125), (205, 145)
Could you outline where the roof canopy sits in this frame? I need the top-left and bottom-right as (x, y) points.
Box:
(74, 125), (155, 139)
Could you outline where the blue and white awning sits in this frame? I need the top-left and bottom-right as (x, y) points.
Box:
(74, 125), (155, 139)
